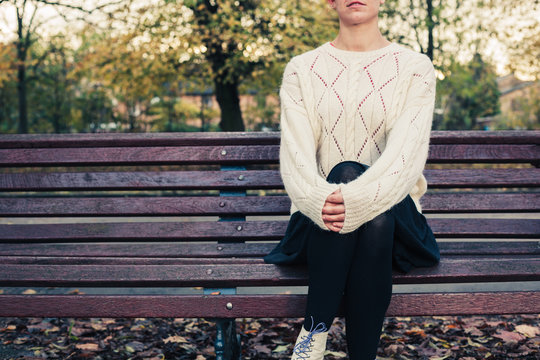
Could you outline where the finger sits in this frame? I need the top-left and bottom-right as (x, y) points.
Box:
(323, 213), (345, 222)
(324, 221), (341, 232)
(322, 203), (345, 215)
(325, 189), (343, 204)
(326, 192), (344, 204)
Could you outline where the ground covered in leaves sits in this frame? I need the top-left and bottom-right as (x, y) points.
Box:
(0, 315), (538, 359)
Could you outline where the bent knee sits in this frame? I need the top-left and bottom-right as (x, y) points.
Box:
(368, 212), (393, 230)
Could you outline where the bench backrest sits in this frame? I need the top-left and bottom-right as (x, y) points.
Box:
(1, 131), (538, 237)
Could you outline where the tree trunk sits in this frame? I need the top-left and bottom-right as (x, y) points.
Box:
(426, 0), (434, 61)
(16, 8), (28, 134)
(215, 77), (244, 131)
(17, 62), (28, 133)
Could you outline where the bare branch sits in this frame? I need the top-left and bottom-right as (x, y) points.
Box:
(28, 41), (57, 75)
(34, 0), (127, 15)
(409, 0), (424, 53)
(25, 2), (38, 44)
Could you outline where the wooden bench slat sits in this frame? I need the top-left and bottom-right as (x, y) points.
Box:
(420, 193), (540, 213)
(0, 132), (282, 148)
(0, 170), (283, 191)
(1, 168), (539, 191)
(0, 146), (280, 166)
(430, 131), (540, 145)
(427, 218), (540, 238)
(428, 144), (539, 163)
(1, 256), (262, 265)
(1, 193), (538, 216)
(0, 256), (538, 287)
(1, 218), (538, 242)
(2, 251), (539, 266)
(0, 131), (538, 149)
(0, 241), (538, 258)
(0, 221), (286, 242)
(0, 292), (538, 317)
(1, 144), (537, 166)
(0, 196), (292, 217)
(423, 168), (540, 188)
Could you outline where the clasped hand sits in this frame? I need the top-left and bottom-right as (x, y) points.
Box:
(322, 189), (345, 232)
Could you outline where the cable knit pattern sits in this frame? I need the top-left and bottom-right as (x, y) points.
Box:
(279, 41), (436, 234)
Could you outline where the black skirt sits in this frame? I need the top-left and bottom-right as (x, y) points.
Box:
(263, 162), (440, 274)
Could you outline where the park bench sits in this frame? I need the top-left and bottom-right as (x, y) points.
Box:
(0, 130), (539, 359)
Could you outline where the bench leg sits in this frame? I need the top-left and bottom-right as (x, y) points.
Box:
(214, 318), (241, 360)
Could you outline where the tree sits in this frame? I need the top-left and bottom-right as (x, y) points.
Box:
(0, 0), (127, 133)
(27, 34), (75, 133)
(380, 0), (448, 61)
(487, 1), (540, 80)
(380, 0), (540, 78)
(436, 53), (500, 130)
(180, 0), (336, 131)
(0, 41), (18, 132)
(72, 20), (185, 132)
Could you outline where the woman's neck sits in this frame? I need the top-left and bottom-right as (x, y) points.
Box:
(331, 23), (389, 52)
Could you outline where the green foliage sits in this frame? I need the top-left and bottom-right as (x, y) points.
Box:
(0, 45), (17, 132)
(72, 85), (116, 133)
(180, 0), (336, 130)
(148, 97), (219, 132)
(27, 35), (75, 133)
(243, 93), (279, 131)
(436, 54), (500, 130)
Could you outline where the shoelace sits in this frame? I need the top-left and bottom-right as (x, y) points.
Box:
(293, 316), (328, 359)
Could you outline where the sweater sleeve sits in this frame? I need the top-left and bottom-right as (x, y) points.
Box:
(339, 55), (436, 234)
(279, 58), (340, 229)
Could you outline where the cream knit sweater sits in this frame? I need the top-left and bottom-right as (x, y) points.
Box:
(279, 41), (436, 234)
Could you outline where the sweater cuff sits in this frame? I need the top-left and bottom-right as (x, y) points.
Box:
(338, 184), (369, 234)
(303, 182), (340, 231)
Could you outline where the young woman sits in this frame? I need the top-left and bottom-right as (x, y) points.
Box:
(264, 0), (441, 359)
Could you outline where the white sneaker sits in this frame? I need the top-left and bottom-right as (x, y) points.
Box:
(291, 317), (328, 360)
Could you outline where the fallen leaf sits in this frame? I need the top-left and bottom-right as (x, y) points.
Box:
(405, 327), (427, 337)
(324, 350), (347, 357)
(75, 343), (99, 351)
(51, 343), (70, 350)
(492, 330), (526, 343)
(514, 324), (540, 337)
(272, 344), (289, 353)
(253, 344), (272, 355)
(163, 335), (188, 344)
(384, 343), (405, 354)
(13, 337), (28, 344)
(467, 337), (484, 347)
(125, 341), (145, 352)
(429, 354), (452, 360)
(70, 327), (93, 337)
(464, 326), (484, 336)
(90, 323), (106, 331)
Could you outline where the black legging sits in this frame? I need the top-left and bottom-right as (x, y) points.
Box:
(303, 162), (394, 360)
